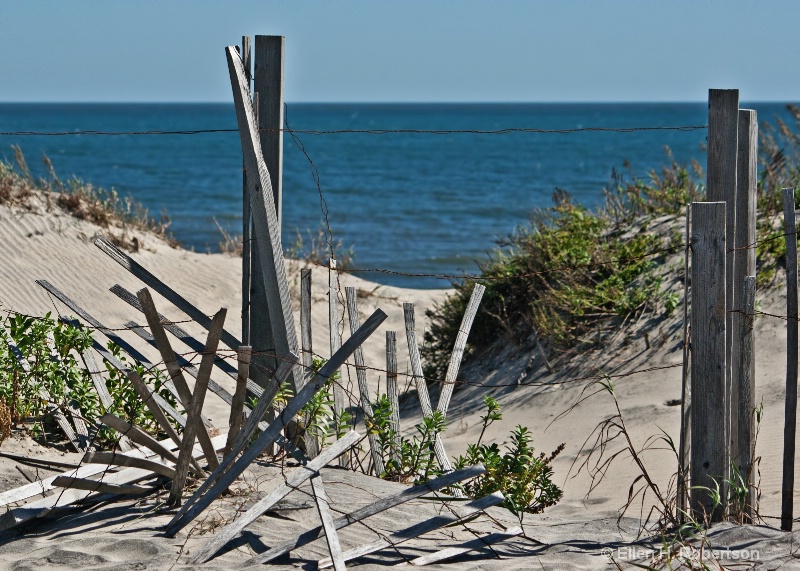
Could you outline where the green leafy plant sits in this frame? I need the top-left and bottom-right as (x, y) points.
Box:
(0, 312), (179, 445)
(453, 397), (564, 523)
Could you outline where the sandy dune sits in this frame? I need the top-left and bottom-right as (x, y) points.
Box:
(1, 199), (799, 569)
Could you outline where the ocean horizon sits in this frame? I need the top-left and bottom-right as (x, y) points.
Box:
(1, 101), (795, 288)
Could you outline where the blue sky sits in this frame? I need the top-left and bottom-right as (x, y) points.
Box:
(1, 1), (799, 103)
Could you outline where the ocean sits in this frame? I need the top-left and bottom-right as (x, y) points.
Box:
(0, 102), (793, 288)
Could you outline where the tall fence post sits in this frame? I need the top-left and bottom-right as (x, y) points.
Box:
(690, 201), (728, 522)
(249, 35), (286, 391)
(732, 109), (758, 519)
(782, 187), (798, 531)
(706, 89), (739, 473)
(241, 36), (252, 347)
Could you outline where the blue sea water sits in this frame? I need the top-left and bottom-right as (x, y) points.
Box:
(0, 102), (793, 288)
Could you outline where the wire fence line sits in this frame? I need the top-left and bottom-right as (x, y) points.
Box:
(0, 124), (708, 138)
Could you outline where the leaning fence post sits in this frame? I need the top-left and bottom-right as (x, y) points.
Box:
(731, 108), (757, 470)
(690, 201), (728, 522)
(706, 89), (739, 464)
(782, 187), (798, 531)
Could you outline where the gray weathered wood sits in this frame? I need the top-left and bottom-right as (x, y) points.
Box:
(110, 284), (240, 379)
(409, 526), (523, 566)
(784, 187), (799, 531)
(311, 474), (346, 571)
(165, 308), (387, 536)
(225, 346), (251, 457)
(249, 463), (486, 565)
(731, 109), (758, 470)
(318, 491), (504, 569)
(137, 288), (220, 470)
(227, 45), (302, 395)
(345, 286), (384, 475)
(403, 303), (454, 476)
(93, 236), (242, 351)
(170, 307), (227, 503)
(191, 430), (361, 564)
(84, 451), (177, 480)
(707, 89), (739, 465)
(125, 368), (184, 449)
(738, 275), (757, 522)
(0, 433), (227, 531)
(254, 35), (284, 231)
(241, 35), (252, 348)
(100, 413), (182, 466)
(329, 259), (347, 462)
(678, 203), (691, 522)
(300, 267), (319, 458)
(386, 330), (401, 464)
(249, 36), (283, 389)
(436, 284), (485, 416)
(689, 201), (728, 522)
(46, 333), (92, 451)
(52, 476), (153, 496)
(230, 356), (296, 456)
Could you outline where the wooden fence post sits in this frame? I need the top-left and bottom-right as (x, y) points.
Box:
(706, 89), (739, 466)
(739, 275), (757, 521)
(241, 36), (252, 347)
(732, 109), (758, 506)
(690, 201), (728, 522)
(678, 203), (691, 521)
(782, 187), (798, 531)
(249, 35), (285, 391)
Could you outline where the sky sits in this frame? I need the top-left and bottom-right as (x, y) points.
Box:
(1, 1), (799, 103)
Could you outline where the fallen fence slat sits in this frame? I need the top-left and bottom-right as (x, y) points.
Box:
(0, 433), (227, 531)
(165, 308), (387, 536)
(52, 476), (154, 496)
(79, 348), (133, 451)
(170, 307), (227, 503)
(191, 430), (362, 564)
(84, 451), (177, 480)
(137, 288), (221, 471)
(317, 491), (505, 569)
(310, 474), (346, 571)
(345, 286), (385, 475)
(408, 526), (523, 566)
(100, 413), (181, 467)
(94, 236), (242, 352)
(249, 463), (486, 565)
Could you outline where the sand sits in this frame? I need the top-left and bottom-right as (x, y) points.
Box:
(0, 199), (799, 569)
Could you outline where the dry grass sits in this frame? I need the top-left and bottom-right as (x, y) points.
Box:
(0, 146), (177, 251)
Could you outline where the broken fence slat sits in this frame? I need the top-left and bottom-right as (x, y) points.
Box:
(435, 284), (485, 416)
(137, 288), (220, 471)
(80, 349), (133, 452)
(191, 430), (362, 564)
(84, 451), (177, 480)
(171, 307), (227, 503)
(0, 433), (228, 531)
(345, 286), (385, 475)
(93, 236), (242, 351)
(52, 476), (153, 496)
(408, 526), (523, 566)
(166, 308), (387, 537)
(311, 474), (346, 571)
(249, 463), (487, 565)
(403, 303), (455, 479)
(317, 491), (505, 569)
(100, 413), (182, 467)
